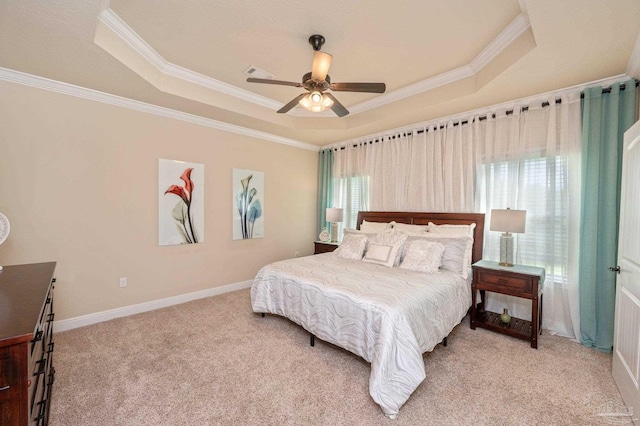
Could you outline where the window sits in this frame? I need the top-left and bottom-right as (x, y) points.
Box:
(333, 176), (370, 235)
(478, 156), (569, 285)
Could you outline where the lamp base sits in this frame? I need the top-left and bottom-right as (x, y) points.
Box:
(499, 233), (514, 267)
(330, 222), (338, 243)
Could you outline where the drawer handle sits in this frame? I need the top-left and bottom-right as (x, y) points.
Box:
(0, 385), (10, 392)
(496, 278), (509, 284)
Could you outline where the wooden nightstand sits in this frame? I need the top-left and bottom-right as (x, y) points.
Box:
(470, 260), (545, 348)
(314, 241), (339, 254)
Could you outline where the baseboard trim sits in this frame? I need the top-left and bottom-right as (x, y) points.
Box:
(53, 280), (253, 332)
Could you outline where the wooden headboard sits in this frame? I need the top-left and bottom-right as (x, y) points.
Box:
(356, 211), (485, 264)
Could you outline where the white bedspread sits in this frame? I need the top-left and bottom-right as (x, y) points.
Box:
(250, 253), (472, 418)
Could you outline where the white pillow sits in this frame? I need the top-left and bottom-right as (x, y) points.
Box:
(372, 228), (408, 266)
(362, 242), (400, 267)
(427, 221), (476, 238)
(334, 234), (368, 260)
(343, 228), (377, 247)
(405, 234), (473, 278)
(399, 240), (445, 273)
(343, 228), (377, 237)
(393, 222), (428, 234)
(360, 220), (393, 233)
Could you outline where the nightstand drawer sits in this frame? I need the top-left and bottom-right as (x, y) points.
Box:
(477, 270), (532, 294)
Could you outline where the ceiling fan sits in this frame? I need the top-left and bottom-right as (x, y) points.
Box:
(246, 35), (386, 117)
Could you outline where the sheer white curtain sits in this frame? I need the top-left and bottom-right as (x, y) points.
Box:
(333, 142), (370, 234)
(330, 92), (582, 339)
(334, 122), (477, 213)
(476, 94), (582, 340)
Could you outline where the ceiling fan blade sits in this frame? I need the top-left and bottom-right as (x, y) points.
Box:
(277, 93), (308, 114)
(324, 92), (349, 117)
(311, 51), (332, 81)
(329, 82), (386, 93)
(247, 77), (302, 88)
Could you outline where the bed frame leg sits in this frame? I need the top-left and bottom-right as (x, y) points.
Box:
(261, 313), (265, 317)
(310, 333), (315, 347)
(443, 336), (448, 347)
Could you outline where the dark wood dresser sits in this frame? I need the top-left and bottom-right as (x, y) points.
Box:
(0, 262), (57, 425)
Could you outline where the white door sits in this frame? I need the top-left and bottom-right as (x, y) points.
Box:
(613, 119), (640, 425)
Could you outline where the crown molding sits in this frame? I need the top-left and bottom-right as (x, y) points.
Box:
(97, 8), (281, 111)
(518, 0), (528, 14)
(626, 32), (640, 79)
(349, 65), (475, 115)
(470, 13), (530, 72)
(96, 7), (534, 118)
(0, 67), (319, 152)
(327, 73), (630, 149)
(350, 12), (532, 115)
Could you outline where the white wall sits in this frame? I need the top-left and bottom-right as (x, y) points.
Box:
(0, 80), (318, 321)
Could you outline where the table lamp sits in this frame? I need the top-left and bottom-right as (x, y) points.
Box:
(490, 208), (526, 267)
(326, 207), (344, 243)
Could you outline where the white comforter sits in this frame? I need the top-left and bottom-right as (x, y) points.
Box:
(250, 253), (471, 418)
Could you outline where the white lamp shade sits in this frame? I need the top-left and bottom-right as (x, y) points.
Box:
(490, 209), (526, 233)
(326, 207), (343, 223)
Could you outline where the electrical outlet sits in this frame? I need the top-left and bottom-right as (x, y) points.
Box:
(119, 277), (127, 287)
(295, 251), (300, 257)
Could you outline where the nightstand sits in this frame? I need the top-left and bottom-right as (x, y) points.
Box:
(470, 260), (545, 348)
(314, 241), (339, 254)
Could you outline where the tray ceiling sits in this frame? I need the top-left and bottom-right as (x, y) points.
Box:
(1, 0), (639, 146)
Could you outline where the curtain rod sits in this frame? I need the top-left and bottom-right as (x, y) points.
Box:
(330, 81), (638, 150)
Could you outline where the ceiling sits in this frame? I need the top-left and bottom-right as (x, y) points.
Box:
(1, 0), (639, 147)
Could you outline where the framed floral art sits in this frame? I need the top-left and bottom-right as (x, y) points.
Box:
(159, 159), (204, 246)
(233, 168), (264, 240)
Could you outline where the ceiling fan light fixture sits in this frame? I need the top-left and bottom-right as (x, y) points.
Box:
(247, 34), (384, 117)
(299, 91), (333, 112)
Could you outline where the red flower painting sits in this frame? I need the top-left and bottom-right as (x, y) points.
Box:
(164, 168), (199, 243)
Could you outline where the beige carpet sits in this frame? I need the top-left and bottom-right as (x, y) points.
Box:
(49, 289), (625, 425)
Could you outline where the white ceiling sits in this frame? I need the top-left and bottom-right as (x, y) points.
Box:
(1, 0), (639, 146)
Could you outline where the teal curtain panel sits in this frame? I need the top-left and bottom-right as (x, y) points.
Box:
(317, 149), (334, 234)
(579, 79), (638, 352)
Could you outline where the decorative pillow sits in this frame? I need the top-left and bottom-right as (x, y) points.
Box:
(360, 220), (393, 233)
(404, 234), (473, 278)
(373, 228), (408, 266)
(427, 222), (476, 238)
(343, 228), (378, 247)
(399, 240), (445, 273)
(393, 222), (428, 235)
(343, 228), (377, 237)
(427, 222), (475, 273)
(334, 234), (368, 260)
(362, 242), (400, 267)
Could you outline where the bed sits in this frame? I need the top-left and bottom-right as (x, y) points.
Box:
(251, 211), (485, 418)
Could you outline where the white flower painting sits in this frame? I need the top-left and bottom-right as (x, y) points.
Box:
(233, 169), (264, 240)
